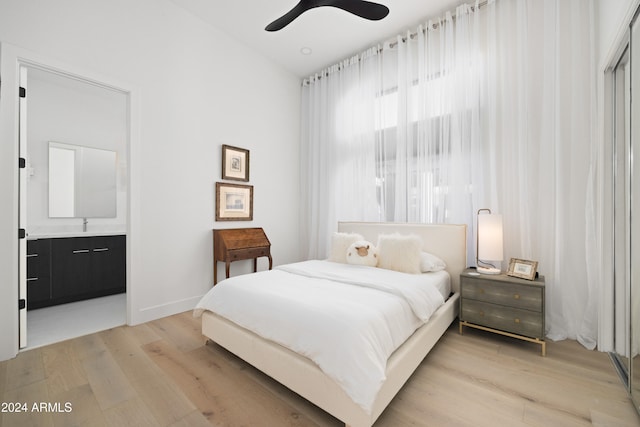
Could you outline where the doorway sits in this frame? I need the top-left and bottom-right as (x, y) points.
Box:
(20, 65), (129, 349)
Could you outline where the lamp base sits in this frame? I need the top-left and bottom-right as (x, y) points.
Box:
(477, 266), (501, 275)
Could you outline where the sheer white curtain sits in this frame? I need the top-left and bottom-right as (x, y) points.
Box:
(301, 3), (483, 260)
(483, 0), (597, 348)
(300, 53), (381, 259)
(300, 0), (597, 347)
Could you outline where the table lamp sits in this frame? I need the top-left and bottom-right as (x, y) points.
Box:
(476, 208), (503, 274)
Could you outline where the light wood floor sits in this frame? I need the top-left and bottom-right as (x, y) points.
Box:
(1, 311), (639, 427)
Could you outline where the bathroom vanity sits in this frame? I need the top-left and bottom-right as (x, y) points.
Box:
(27, 233), (125, 309)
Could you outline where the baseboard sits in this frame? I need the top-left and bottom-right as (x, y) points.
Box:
(131, 294), (204, 325)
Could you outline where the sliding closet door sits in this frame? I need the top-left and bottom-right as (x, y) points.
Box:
(630, 13), (640, 411)
(613, 46), (630, 382)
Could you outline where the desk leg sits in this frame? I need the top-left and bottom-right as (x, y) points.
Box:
(214, 261), (218, 285)
(268, 255), (273, 270)
(225, 261), (231, 280)
(253, 258), (258, 272)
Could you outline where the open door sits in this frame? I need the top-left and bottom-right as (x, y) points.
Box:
(18, 65), (27, 349)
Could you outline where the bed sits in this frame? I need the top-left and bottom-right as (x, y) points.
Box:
(195, 222), (467, 427)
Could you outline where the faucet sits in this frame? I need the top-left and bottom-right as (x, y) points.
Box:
(83, 218), (88, 232)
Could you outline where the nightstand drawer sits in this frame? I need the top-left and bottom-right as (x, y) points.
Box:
(461, 277), (542, 312)
(461, 299), (544, 339)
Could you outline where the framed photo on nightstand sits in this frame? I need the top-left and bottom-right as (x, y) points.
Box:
(507, 258), (538, 280)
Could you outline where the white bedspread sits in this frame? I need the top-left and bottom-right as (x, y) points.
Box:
(194, 260), (447, 413)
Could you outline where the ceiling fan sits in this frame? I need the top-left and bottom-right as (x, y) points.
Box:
(265, 0), (390, 32)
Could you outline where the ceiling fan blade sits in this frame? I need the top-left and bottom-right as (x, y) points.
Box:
(265, 1), (313, 32)
(265, 0), (389, 32)
(328, 0), (389, 21)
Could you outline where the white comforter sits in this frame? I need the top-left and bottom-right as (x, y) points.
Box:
(194, 260), (447, 413)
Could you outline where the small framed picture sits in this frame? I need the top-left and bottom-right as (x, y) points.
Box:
(215, 182), (253, 221)
(507, 258), (539, 280)
(222, 144), (249, 182)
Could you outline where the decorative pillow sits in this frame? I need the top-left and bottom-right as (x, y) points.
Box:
(328, 232), (364, 263)
(346, 240), (378, 267)
(420, 252), (447, 272)
(376, 233), (422, 274)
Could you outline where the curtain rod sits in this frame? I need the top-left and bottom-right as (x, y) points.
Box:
(303, 0), (489, 84)
(388, 0), (488, 48)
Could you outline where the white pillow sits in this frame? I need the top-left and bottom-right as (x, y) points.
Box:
(328, 232), (364, 263)
(346, 240), (378, 267)
(377, 233), (422, 274)
(420, 252), (447, 272)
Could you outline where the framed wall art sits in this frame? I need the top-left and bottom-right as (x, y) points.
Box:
(215, 182), (253, 221)
(507, 258), (538, 280)
(222, 144), (250, 182)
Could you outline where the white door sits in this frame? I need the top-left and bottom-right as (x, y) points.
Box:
(18, 65), (28, 349)
(613, 45), (630, 379)
(631, 12), (640, 410)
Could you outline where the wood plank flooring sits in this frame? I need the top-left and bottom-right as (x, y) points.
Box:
(1, 311), (639, 427)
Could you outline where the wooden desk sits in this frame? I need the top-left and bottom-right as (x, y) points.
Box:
(213, 228), (272, 284)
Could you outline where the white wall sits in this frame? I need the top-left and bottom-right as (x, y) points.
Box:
(0, 0), (302, 361)
(27, 68), (128, 233)
(597, 0), (638, 66)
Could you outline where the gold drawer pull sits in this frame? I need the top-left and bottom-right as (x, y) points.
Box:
(479, 311), (485, 316)
(514, 318), (521, 324)
(513, 294), (520, 300)
(479, 288), (485, 294)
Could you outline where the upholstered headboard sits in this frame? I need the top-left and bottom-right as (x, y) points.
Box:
(338, 222), (468, 293)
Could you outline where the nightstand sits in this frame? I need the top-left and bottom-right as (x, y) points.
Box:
(459, 268), (546, 356)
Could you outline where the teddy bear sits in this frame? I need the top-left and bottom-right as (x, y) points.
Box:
(346, 240), (378, 267)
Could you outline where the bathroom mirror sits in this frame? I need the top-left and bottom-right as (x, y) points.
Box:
(48, 141), (117, 218)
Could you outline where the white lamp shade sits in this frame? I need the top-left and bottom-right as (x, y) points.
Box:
(478, 213), (503, 261)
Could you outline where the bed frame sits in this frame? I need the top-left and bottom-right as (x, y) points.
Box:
(201, 222), (467, 427)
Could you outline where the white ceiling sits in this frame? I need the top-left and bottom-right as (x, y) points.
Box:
(169, 0), (465, 77)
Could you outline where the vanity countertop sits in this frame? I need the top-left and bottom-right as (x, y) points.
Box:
(27, 231), (126, 240)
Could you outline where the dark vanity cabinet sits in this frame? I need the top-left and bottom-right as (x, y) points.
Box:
(28, 235), (125, 309)
(26, 239), (52, 309)
(88, 236), (126, 296)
